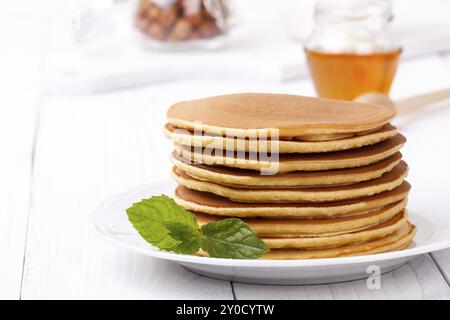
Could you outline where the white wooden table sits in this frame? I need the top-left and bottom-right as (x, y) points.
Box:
(2, 1), (450, 300)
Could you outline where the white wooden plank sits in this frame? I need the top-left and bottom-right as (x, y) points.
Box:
(0, 1), (52, 299)
(233, 254), (450, 300)
(0, 93), (35, 300)
(431, 249), (450, 285)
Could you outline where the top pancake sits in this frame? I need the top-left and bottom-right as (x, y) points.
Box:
(167, 93), (396, 138)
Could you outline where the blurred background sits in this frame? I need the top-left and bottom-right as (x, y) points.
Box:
(37, 0), (450, 96)
(4, 0), (450, 98)
(39, 0), (450, 98)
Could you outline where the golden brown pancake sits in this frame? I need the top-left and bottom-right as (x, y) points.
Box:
(167, 93), (396, 138)
(164, 123), (398, 153)
(260, 211), (408, 249)
(171, 152), (402, 187)
(195, 198), (407, 236)
(173, 182), (411, 218)
(171, 161), (408, 203)
(260, 223), (415, 259)
(174, 134), (406, 173)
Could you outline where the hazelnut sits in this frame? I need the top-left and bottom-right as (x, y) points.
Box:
(168, 18), (192, 41)
(184, 14), (202, 28)
(147, 22), (166, 40)
(137, 0), (150, 13)
(146, 3), (161, 21)
(159, 5), (178, 28)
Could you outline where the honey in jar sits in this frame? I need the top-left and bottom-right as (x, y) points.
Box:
(306, 49), (401, 100)
(305, 0), (400, 101)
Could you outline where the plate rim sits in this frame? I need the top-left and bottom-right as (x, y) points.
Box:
(92, 181), (450, 268)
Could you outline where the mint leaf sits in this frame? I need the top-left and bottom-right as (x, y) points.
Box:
(126, 195), (201, 254)
(164, 221), (201, 254)
(201, 218), (269, 259)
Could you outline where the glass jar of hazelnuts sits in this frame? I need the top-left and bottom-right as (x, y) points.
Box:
(135, 0), (232, 50)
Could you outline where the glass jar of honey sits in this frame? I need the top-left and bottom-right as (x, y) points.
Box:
(305, 0), (400, 100)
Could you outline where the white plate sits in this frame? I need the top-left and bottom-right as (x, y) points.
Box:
(91, 181), (450, 285)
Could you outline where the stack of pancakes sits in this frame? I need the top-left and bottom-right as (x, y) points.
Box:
(164, 93), (416, 259)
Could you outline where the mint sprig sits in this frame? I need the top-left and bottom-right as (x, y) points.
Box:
(126, 195), (269, 259)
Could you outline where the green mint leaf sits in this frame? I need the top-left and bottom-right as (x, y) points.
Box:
(201, 218), (270, 259)
(164, 221), (202, 254)
(126, 195), (201, 254)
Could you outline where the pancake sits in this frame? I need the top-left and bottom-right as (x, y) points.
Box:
(260, 223), (415, 259)
(164, 123), (398, 153)
(167, 93), (396, 138)
(171, 161), (408, 203)
(173, 182), (411, 217)
(195, 198), (407, 236)
(172, 152), (402, 188)
(174, 134), (406, 173)
(260, 211), (408, 249)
